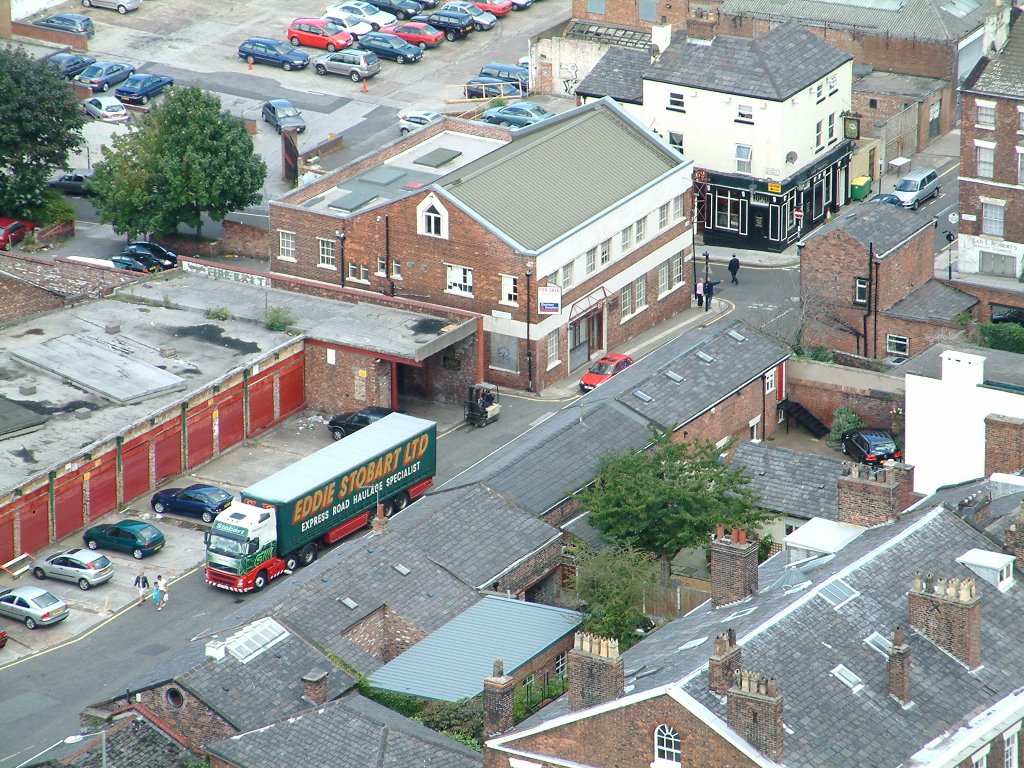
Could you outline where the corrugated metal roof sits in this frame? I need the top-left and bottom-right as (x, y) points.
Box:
(367, 595), (582, 701)
(440, 101), (685, 251)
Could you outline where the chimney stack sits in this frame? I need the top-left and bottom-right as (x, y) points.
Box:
(483, 658), (516, 737)
(685, 11), (719, 44)
(711, 527), (758, 607)
(302, 670), (330, 706)
(886, 626), (911, 706)
(1002, 502), (1024, 565)
(727, 670), (784, 763)
(907, 572), (981, 669)
(567, 633), (624, 712)
(708, 628), (741, 694)
(837, 462), (916, 527)
(372, 502), (388, 532)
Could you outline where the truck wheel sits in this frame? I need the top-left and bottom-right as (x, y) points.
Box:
(300, 544), (317, 566)
(394, 491), (409, 512)
(253, 570), (268, 591)
(285, 553), (299, 571)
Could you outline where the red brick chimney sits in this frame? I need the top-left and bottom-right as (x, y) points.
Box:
(709, 628), (741, 695)
(1003, 503), (1024, 565)
(483, 658), (516, 737)
(567, 633), (623, 712)
(685, 10), (718, 43)
(711, 526), (758, 607)
(887, 626), (911, 706)
(836, 462), (917, 527)
(727, 670), (784, 763)
(985, 415), (1024, 477)
(907, 572), (981, 669)
(302, 670), (329, 705)
(372, 502), (388, 532)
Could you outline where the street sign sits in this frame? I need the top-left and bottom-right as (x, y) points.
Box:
(948, 212), (959, 224)
(794, 210), (804, 220)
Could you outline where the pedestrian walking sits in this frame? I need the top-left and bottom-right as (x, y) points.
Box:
(703, 279), (722, 312)
(728, 254), (740, 285)
(133, 570), (150, 605)
(152, 575), (166, 610)
(695, 279), (704, 307)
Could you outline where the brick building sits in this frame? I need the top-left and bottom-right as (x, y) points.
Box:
(957, 15), (1024, 287)
(799, 202), (976, 360)
(268, 98), (694, 392)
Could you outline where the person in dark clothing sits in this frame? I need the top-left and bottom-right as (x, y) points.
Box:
(728, 255), (740, 285)
(703, 279), (722, 311)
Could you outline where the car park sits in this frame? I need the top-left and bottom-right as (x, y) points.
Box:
(579, 353), (633, 390)
(480, 101), (552, 127)
(357, 31), (423, 63)
(383, 21), (445, 48)
(48, 52), (97, 80)
(114, 73), (174, 105)
(0, 586), (69, 629)
(465, 76), (521, 98)
(74, 61), (135, 92)
(262, 99), (307, 133)
(479, 61), (528, 89)
(471, 0), (513, 15)
(112, 255), (159, 273)
(151, 484), (233, 523)
(412, 8), (474, 39)
(328, 405), (396, 439)
(83, 520), (166, 559)
(287, 18), (354, 51)
(444, 1), (496, 28)
(121, 241), (177, 268)
(237, 38), (310, 71)
(83, 94), (131, 123)
(320, 12), (374, 39)
(329, 1), (398, 30)
(314, 49), (381, 80)
(0, 218), (35, 251)
(48, 170), (95, 196)
(892, 167), (940, 210)
(371, 0), (424, 19)
(398, 109), (443, 134)
(841, 428), (902, 465)
(31, 548), (114, 590)
(81, 0), (141, 13)
(35, 14), (95, 36)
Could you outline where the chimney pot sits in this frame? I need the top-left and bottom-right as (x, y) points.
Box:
(483, 659), (516, 736)
(727, 670), (783, 762)
(717, 524), (725, 539)
(568, 633), (624, 712)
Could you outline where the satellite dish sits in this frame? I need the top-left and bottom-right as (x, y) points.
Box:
(785, 151), (798, 164)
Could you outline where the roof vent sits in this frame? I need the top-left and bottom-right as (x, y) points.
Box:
(696, 350), (715, 363)
(786, 151), (798, 164)
(206, 640), (227, 660)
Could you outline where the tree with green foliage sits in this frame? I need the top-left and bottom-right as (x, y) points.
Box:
(570, 543), (659, 649)
(979, 323), (1024, 355)
(828, 406), (864, 447)
(0, 46), (84, 218)
(90, 86), (266, 237)
(575, 433), (772, 580)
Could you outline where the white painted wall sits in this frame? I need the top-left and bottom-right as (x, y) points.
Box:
(904, 350), (1024, 494)
(12, 0), (59, 20)
(956, 233), (1024, 277)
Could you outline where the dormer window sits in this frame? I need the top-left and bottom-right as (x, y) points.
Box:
(417, 195), (449, 239)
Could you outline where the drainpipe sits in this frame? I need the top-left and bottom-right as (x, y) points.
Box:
(862, 242), (873, 357)
(525, 264), (534, 392)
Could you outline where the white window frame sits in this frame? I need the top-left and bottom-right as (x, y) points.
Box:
(417, 195), (449, 239)
(620, 283), (633, 318)
(376, 254), (387, 276)
(982, 198), (1006, 237)
(635, 216), (647, 244)
(586, 247), (597, 274)
(672, 251), (683, 286)
(765, 368), (776, 394)
(658, 261), (670, 296)
(668, 131), (684, 153)
(445, 263), (474, 296)
(736, 144), (752, 174)
(500, 274), (519, 306)
(977, 99), (996, 129)
(620, 224), (633, 253)
(668, 92), (685, 113)
(546, 330), (559, 368)
(737, 103), (753, 122)
(659, 203), (670, 229)
(973, 745), (991, 768)
(348, 263), (370, 283)
(317, 237), (336, 269)
(1004, 722), (1021, 768)
(976, 144), (995, 179)
(815, 120), (823, 149)
(815, 82), (824, 102)
(828, 113), (836, 142)
(672, 195), (684, 221)
(855, 277), (868, 305)
(654, 724), (682, 765)
(278, 230), (296, 262)
(886, 334), (909, 356)
(1016, 146), (1024, 185)
(392, 260), (402, 279)
(634, 275), (647, 310)
(600, 239), (611, 265)
(555, 651), (568, 677)
(561, 261), (574, 288)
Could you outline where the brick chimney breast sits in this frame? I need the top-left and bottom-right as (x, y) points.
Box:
(302, 669), (330, 705)
(837, 462), (916, 527)
(483, 657), (516, 737)
(727, 670), (784, 763)
(907, 571), (981, 669)
(567, 633), (624, 712)
(709, 628), (742, 695)
(711, 527), (758, 607)
(887, 626), (911, 706)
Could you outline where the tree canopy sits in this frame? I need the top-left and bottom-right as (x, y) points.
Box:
(576, 433), (773, 571)
(90, 86), (266, 237)
(570, 543), (659, 649)
(0, 46), (84, 218)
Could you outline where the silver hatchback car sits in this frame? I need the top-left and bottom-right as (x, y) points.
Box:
(31, 548), (114, 590)
(313, 49), (381, 81)
(0, 586), (69, 629)
(892, 167), (940, 210)
(81, 0), (141, 13)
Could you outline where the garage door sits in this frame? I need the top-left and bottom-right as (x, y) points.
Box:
(17, 489), (50, 555)
(187, 407), (214, 469)
(249, 376), (275, 436)
(54, 474), (85, 540)
(0, 511), (14, 565)
(154, 422), (183, 483)
(217, 389), (245, 450)
(121, 437), (150, 505)
(88, 456), (118, 520)
(278, 356), (306, 418)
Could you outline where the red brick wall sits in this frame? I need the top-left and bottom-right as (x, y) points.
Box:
(493, 538), (562, 597)
(13, 21), (89, 50)
(567, 647), (624, 712)
(710, 534), (758, 607)
(568, 0), (693, 31)
(304, 340), (393, 413)
(907, 585), (981, 668)
(221, 220), (270, 260)
(671, 374), (780, 445)
(874, 313), (968, 360)
(985, 415), (1024, 477)
(129, 682), (236, 752)
(851, 89), (951, 151)
(836, 463), (915, 526)
(726, 677), (783, 763)
(343, 606), (427, 662)
(942, 279), (1024, 322)
(785, 365), (903, 432)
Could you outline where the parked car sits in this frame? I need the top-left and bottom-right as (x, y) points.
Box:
(0, 624), (7, 648)
(0, 586), (69, 629)
(330, 1), (397, 30)
(992, 307), (1024, 325)
(480, 101), (552, 128)
(81, 0), (141, 14)
(357, 31), (423, 63)
(121, 241), (177, 268)
(83, 94), (131, 123)
(262, 99), (307, 133)
(237, 38), (310, 71)
(328, 406), (396, 440)
(892, 167), (940, 210)
(841, 427), (902, 465)
(287, 18), (354, 51)
(471, 0), (512, 15)
(868, 193), (902, 206)
(74, 61), (135, 92)
(509, 0), (533, 10)
(398, 109), (443, 134)
(83, 520), (165, 559)
(35, 14), (94, 36)
(48, 52), (97, 80)
(0, 218), (35, 251)
(112, 254), (159, 273)
(444, 1), (496, 29)
(151, 484), (233, 523)
(48, 169), (95, 196)
(412, 8), (474, 39)
(479, 61), (528, 89)
(115, 73), (174, 105)
(370, 0), (424, 19)
(320, 11), (374, 39)
(579, 353), (634, 391)
(314, 49), (381, 80)
(465, 76), (521, 98)
(382, 21), (444, 48)
(31, 548), (114, 590)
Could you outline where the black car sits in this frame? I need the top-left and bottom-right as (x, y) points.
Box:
(35, 13), (95, 36)
(49, 170), (95, 196)
(328, 406), (396, 440)
(356, 31), (422, 63)
(237, 37), (310, 71)
(49, 52), (97, 80)
(121, 241), (177, 268)
(372, 0), (423, 19)
(413, 9), (474, 40)
(841, 428), (902, 465)
(991, 307), (1024, 325)
(262, 99), (307, 134)
(151, 484), (233, 523)
(112, 254), (159, 273)
(868, 193), (902, 206)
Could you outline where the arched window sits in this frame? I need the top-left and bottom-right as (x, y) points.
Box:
(654, 723), (681, 764)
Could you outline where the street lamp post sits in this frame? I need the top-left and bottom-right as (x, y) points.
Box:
(703, 250), (710, 282)
(943, 230), (956, 280)
(64, 730), (107, 768)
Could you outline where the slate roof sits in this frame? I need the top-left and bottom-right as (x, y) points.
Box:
(719, 0), (998, 43)
(803, 199), (933, 255)
(884, 279), (978, 321)
(645, 22), (851, 100)
(439, 98), (686, 252)
(964, 7), (1024, 98)
(575, 45), (649, 103)
(901, 341), (1024, 389)
(206, 693), (482, 768)
(937, 476), (1024, 548)
(368, 596), (582, 701)
(732, 441), (844, 521)
(31, 714), (193, 768)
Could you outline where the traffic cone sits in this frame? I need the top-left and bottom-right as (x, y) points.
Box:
(247, 58), (254, 72)
(361, 78), (368, 94)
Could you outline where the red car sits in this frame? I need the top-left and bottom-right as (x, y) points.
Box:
(0, 218), (35, 251)
(382, 21), (445, 47)
(579, 353), (634, 391)
(287, 18), (354, 51)
(471, 0), (512, 14)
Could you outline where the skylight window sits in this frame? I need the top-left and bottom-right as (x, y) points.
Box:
(664, 370), (684, 383)
(819, 579), (859, 608)
(678, 637), (708, 650)
(863, 631), (893, 657)
(696, 351), (715, 363)
(830, 664), (864, 693)
(633, 390), (653, 403)
(226, 617), (289, 663)
(721, 607), (757, 622)
(727, 329), (747, 342)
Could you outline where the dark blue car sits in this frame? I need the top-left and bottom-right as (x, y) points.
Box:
(151, 484), (233, 523)
(238, 37), (310, 70)
(357, 31), (422, 63)
(115, 73), (174, 105)
(49, 52), (97, 80)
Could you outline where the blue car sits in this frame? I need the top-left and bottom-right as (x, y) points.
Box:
(238, 37), (310, 70)
(115, 73), (174, 105)
(74, 61), (135, 92)
(357, 31), (423, 63)
(151, 484), (233, 523)
(480, 101), (553, 128)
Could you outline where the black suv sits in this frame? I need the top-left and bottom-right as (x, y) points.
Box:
(413, 9), (474, 40)
(373, 0), (423, 18)
(841, 428), (902, 465)
(328, 406), (396, 440)
(992, 307), (1024, 325)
